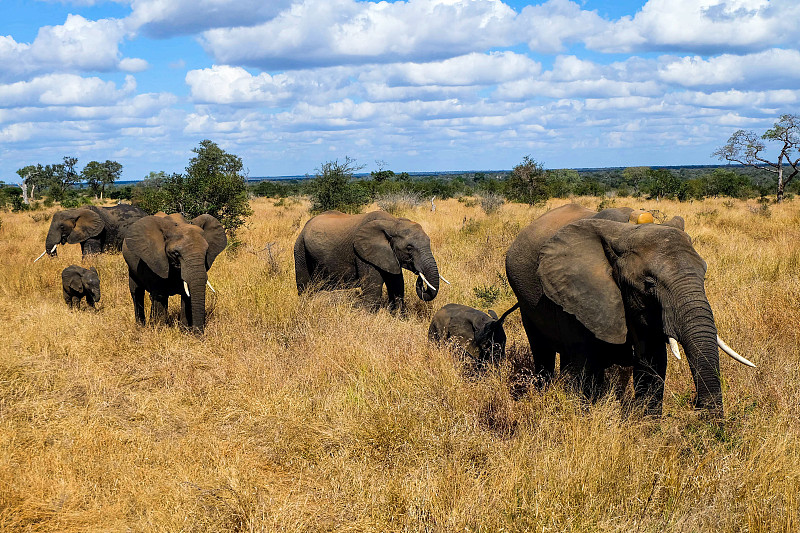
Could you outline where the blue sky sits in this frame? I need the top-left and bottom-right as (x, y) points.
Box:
(1, 0), (798, 181)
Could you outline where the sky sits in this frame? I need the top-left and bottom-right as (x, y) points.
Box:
(1, 0), (798, 182)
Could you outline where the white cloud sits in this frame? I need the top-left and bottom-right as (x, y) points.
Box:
(200, 0), (517, 69)
(0, 15), (146, 82)
(0, 74), (133, 108)
(127, 0), (295, 37)
(587, 0), (800, 54)
(657, 48), (800, 88)
(516, 0), (608, 53)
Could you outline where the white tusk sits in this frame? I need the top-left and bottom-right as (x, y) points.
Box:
(418, 272), (437, 292)
(439, 274), (451, 285)
(717, 335), (756, 367)
(33, 251), (47, 263)
(206, 280), (216, 293)
(668, 337), (681, 360)
(51, 244), (58, 253)
(184, 281), (190, 297)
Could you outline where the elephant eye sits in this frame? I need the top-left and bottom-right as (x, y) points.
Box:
(644, 277), (656, 292)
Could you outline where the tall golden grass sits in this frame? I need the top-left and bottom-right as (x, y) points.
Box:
(1, 196), (798, 531)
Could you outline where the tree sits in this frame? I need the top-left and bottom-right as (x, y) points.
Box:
(46, 156), (80, 201)
(309, 156), (368, 214)
(180, 140), (253, 233)
(505, 156), (549, 205)
(15, 164), (48, 204)
(370, 160), (395, 183)
(704, 168), (750, 199)
(82, 160), (123, 200)
(622, 166), (650, 195)
(713, 114), (800, 203)
(642, 168), (683, 201)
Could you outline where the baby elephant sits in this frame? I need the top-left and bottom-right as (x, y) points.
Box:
(62, 265), (101, 309)
(429, 303), (516, 369)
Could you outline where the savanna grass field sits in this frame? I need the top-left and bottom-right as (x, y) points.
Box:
(1, 196), (799, 531)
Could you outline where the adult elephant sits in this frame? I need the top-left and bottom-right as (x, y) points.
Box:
(294, 210), (441, 312)
(44, 204), (147, 257)
(505, 203), (753, 416)
(123, 214), (227, 333)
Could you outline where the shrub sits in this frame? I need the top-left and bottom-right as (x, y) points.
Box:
(309, 157), (368, 214)
(376, 191), (423, 215)
(479, 193), (505, 214)
(505, 156), (549, 205)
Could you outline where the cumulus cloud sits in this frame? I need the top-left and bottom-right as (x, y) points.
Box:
(0, 74), (135, 108)
(126, 0), (295, 37)
(0, 15), (146, 82)
(516, 0), (608, 53)
(587, 0), (800, 54)
(200, 0), (517, 69)
(657, 48), (800, 89)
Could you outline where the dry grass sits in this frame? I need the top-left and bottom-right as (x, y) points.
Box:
(1, 196), (798, 532)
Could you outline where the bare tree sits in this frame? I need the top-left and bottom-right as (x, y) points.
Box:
(713, 114), (800, 203)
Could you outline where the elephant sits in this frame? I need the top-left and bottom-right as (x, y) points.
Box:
(593, 206), (654, 225)
(122, 214), (227, 332)
(43, 204), (148, 258)
(505, 203), (753, 416)
(428, 303), (517, 369)
(61, 265), (101, 309)
(294, 210), (442, 312)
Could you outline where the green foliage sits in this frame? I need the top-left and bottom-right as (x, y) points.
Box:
(505, 156), (549, 205)
(473, 285), (501, 306)
(704, 168), (751, 199)
(309, 157), (369, 214)
(251, 180), (303, 198)
(132, 141), (253, 233)
(82, 160), (122, 198)
(642, 168), (683, 200)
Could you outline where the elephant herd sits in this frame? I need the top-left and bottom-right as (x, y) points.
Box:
(38, 202), (755, 417)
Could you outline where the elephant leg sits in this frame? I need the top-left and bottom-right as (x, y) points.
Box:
(85, 295), (96, 309)
(357, 261), (384, 311)
(384, 273), (406, 315)
(129, 277), (146, 325)
(63, 289), (73, 307)
(294, 237), (315, 295)
(632, 339), (668, 416)
(180, 295), (191, 328)
(70, 296), (80, 309)
(521, 312), (556, 385)
(150, 294), (168, 325)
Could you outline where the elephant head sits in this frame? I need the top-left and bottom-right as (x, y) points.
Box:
(64, 266), (101, 303)
(537, 217), (746, 414)
(353, 216), (440, 301)
(125, 214), (227, 331)
(473, 310), (508, 365)
(45, 208), (104, 256)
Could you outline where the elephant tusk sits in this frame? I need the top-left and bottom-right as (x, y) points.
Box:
(418, 272), (437, 292)
(717, 335), (756, 367)
(33, 251), (47, 263)
(184, 281), (190, 298)
(51, 244), (58, 253)
(439, 274), (451, 285)
(206, 280), (216, 293)
(668, 337), (681, 360)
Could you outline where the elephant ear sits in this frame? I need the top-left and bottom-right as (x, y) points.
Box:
(662, 216), (685, 231)
(124, 216), (173, 278)
(353, 219), (402, 274)
(538, 219), (628, 344)
(66, 209), (104, 244)
(68, 274), (83, 293)
(191, 214), (227, 269)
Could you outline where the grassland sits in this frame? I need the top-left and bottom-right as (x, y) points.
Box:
(1, 196), (798, 532)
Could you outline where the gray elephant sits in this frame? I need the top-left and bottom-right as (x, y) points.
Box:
(61, 265), (101, 309)
(44, 204), (147, 258)
(123, 214), (227, 332)
(428, 303), (517, 369)
(505, 203), (753, 416)
(294, 211), (442, 312)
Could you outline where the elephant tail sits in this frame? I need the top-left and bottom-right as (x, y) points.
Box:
(496, 302), (520, 325)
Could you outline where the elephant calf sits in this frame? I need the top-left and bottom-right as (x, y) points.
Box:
(428, 303), (517, 369)
(62, 265), (101, 309)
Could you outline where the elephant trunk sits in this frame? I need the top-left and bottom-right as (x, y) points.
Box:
(45, 224), (62, 256)
(183, 260), (208, 333)
(666, 282), (723, 415)
(415, 254), (440, 302)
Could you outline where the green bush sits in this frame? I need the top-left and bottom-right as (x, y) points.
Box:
(309, 157), (369, 214)
(505, 156), (549, 205)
